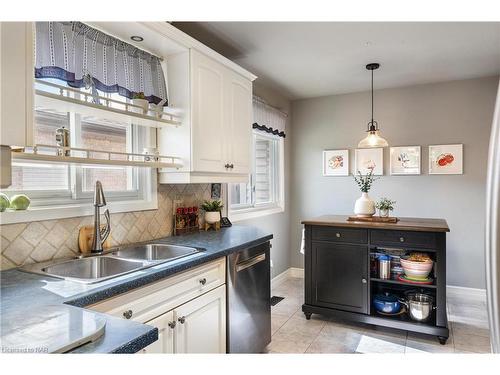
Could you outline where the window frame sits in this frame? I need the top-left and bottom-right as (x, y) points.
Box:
(0, 89), (158, 225)
(228, 130), (285, 222)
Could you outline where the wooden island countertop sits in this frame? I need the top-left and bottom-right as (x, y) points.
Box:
(301, 215), (450, 233)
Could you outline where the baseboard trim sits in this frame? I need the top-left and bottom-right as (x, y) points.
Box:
(272, 268), (487, 305)
(447, 285), (487, 303)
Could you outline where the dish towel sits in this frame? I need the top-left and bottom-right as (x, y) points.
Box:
(300, 227), (305, 254)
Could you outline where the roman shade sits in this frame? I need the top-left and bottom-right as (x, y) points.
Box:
(35, 22), (168, 105)
(252, 96), (287, 138)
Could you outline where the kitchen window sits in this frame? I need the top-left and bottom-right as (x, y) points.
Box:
(228, 97), (286, 221)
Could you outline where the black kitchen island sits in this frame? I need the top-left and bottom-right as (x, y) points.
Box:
(301, 215), (450, 344)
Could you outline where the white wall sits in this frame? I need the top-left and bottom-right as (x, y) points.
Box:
(290, 76), (499, 289)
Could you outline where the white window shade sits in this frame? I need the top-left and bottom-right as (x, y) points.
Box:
(252, 96), (287, 138)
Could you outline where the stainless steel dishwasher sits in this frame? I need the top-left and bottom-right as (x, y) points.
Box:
(227, 242), (271, 353)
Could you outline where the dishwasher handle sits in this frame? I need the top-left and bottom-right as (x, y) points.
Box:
(236, 253), (266, 273)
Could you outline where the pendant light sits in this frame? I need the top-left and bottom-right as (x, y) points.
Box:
(358, 63), (389, 148)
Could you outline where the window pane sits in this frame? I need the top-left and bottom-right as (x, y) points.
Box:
(3, 109), (70, 192)
(80, 117), (135, 192)
(7, 162), (69, 191)
(230, 182), (252, 207)
(254, 137), (274, 205)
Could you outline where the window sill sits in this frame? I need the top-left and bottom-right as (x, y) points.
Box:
(229, 205), (284, 223)
(0, 198), (158, 225)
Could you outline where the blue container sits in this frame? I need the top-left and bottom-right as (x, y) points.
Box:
(373, 292), (401, 314)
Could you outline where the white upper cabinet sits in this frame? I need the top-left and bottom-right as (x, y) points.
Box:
(0, 22), (33, 148)
(159, 48), (255, 184)
(224, 69), (252, 175)
(191, 49), (226, 173)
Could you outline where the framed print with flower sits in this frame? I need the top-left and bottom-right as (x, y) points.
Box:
(429, 144), (463, 175)
(323, 149), (349, 176)
(355, 148), (383, 175)
(390, 146), (421, 175)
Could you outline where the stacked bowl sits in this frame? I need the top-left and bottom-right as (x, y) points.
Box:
(400, 256), (433, 280)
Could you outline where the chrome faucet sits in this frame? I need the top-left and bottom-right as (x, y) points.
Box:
(91, 181), (111, 254)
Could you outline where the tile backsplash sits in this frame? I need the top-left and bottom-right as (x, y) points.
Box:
(0, 184), (213, 270)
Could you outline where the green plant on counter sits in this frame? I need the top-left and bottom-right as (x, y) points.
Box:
(200, 200), (224, 212)
(353, 170), (378, 193)
(132, 92), (146, 99)
(376, 197), (396, 211)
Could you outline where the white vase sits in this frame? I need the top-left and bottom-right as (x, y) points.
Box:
(204, 211), (220, 224)
(379, 208), (389, 218)
(354, 192), (376, 217)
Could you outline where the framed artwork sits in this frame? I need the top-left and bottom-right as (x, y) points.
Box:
(323, 149), (349, 176)
(211, 183), (222, 199)
(390, 146), (421, 175)
(355, 148), (383, 175)
(429, 144), (463, 175)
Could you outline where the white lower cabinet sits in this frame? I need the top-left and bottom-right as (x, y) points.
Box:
(141, 310), (175, 354)
(174, 285), (226, 353)
(89, 258), (227, 354)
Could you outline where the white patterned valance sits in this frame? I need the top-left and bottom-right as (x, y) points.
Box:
(35, 22), (168, 106)
(252, 96), (287, 138)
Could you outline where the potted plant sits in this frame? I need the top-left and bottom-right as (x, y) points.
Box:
(131, 92), (149, 114)
(376, 197), (396, 218)
(353, 170), (378, 217)
(200, 200), (224, 224)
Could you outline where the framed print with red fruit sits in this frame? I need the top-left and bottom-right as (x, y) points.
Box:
(429, 144), (463, 174)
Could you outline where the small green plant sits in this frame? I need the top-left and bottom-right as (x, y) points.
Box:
(376, 197), (396, 211)
(200, 200), (224, 212)
(353, 170), (378, 193)
(132, 92), (146, 99)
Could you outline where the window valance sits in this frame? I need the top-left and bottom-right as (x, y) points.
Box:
(252, 96), (287, 138)
(35, 22), (168, 106)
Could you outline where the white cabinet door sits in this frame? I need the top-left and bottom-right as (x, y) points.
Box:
(0, 22), (33, 147)
(224, 70), (252, 175)
(174, 285), (226, 354)
(141, 310), (175, 354)
(190, 49), (226, 173)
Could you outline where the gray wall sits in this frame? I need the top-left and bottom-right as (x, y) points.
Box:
(235, 80), (292, 278)
(290, 76), (499, 289)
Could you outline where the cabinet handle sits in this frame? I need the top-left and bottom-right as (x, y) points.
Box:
(399, 237), (405, 242)
(361, 278), (367, 284)
(178, 316), (186, 324)
(199, 277), (207, 286)
(168, 321), (176, 329)
(229, 164), (234, 169)
(335, 232), (341, 238)
(123, 309), (133, 319)
(224, 163), (230, 169)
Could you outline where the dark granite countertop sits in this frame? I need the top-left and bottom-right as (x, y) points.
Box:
(0, 225), (273, 353)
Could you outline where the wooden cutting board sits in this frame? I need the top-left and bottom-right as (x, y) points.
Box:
(78, 225), (112, 254)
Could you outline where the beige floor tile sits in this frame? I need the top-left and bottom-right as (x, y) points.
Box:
(266, 331), (315, 353)
(306, 333), (358, 353)
(277, 316), (326, 339)
(453, 332), (491, 353)
(451, 321), (490, 338)
(271, 313), (290, 336)
(271, 297), (302, 317)
(406, 332), (454, 353)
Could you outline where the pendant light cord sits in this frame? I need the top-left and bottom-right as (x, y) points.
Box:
(371, 68), (374, 126)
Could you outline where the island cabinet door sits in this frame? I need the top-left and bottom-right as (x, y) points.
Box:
(311, 242), (368, 314)
(174, 285), (226, 353)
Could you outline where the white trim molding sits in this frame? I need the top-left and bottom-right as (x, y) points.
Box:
(271, 267), (305, 289)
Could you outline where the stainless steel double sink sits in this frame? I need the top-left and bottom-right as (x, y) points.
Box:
(22, 244), (203, 284)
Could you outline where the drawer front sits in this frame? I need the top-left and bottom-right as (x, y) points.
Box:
(89, 257), (226, 324)
(311, 226), (368, 244)
(370, 230), (437, 249)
